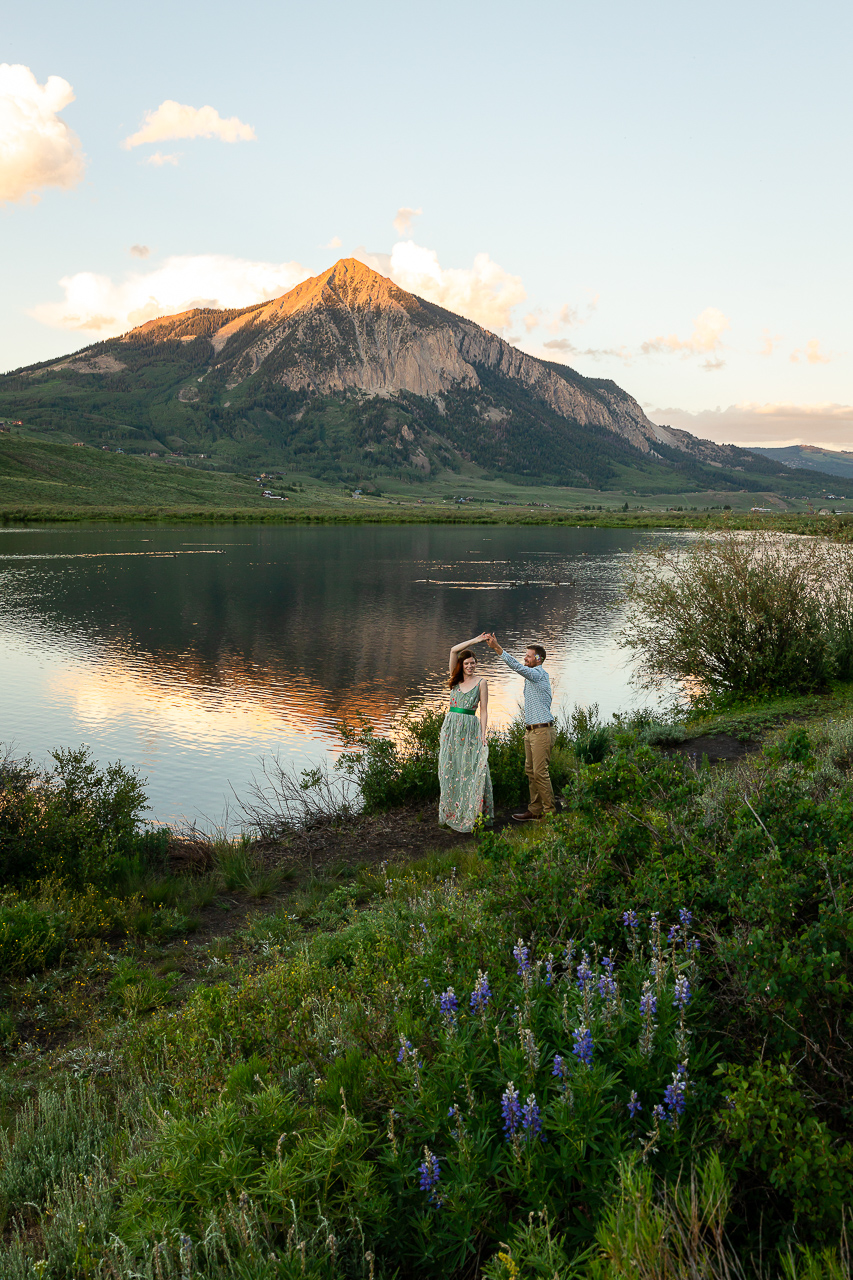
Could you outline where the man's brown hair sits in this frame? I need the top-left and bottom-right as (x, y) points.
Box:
(528, 645), (546, 663)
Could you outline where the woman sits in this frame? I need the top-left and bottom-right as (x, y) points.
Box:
(438, 633), (494, 831)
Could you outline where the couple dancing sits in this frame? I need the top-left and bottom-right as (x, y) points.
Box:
(438, 631), (556, 833)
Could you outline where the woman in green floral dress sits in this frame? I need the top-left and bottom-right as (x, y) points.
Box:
(438, 634), (494, 832)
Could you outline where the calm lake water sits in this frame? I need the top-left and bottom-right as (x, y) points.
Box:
(0, 523), (681, 824)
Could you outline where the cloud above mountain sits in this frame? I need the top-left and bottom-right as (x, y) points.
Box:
(649, 401), (853, 449)
(30, 254), (310, 334)
(383, 240), (526, 332)
(0, 63), (85, 203)
(122, 101), (256, 150)
(392, 206), (422, 236)
(641, 307), (730, 366)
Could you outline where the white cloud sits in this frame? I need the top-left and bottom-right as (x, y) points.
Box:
(393, 206), (422, 236)
(0, 63), (85, 203)
(381, 240), (526, 332)
(791, 339), (831, 365)
(143, 151), (180, 167)
(761, 328), (782, 357)
(128, 244), (150, 259)
(541, 337), (632, 362)
(122, 101), (256, 150)
(648, 402), (853, 450)
(325, 235), (342, 249)
(30, 254), (310, 336)
(641, 307), (731, 360)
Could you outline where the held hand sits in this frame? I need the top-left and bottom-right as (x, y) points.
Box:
(486, 633), (501, 653)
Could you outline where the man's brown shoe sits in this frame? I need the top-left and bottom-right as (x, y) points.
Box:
(512, 810), (541, 822)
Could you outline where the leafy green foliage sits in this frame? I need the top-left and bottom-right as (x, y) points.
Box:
(621, 530), (853, 701)
(0, 745), (149, 886)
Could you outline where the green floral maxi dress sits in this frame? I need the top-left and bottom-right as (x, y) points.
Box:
(438, 682), (494, 832)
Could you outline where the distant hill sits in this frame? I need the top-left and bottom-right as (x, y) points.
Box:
(750, 444), (853, 486)
(0, 258), (842, 496)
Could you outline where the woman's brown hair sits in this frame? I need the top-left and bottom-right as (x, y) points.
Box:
(447, 649), (474, 688)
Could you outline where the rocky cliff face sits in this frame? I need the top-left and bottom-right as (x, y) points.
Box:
(131, 258), (682, 457)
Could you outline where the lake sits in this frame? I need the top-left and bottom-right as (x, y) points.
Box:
(0, 522), (681, 824)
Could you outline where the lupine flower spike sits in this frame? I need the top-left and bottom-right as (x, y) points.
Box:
(552, 1054), (574, 1107)
(501, 1081), (522, 1142)
(639, 981), (657, 1058)
(521, 1093), (543, 1142)
(572, 1024), (594, 1067)
(418, 1147), (442, 1205)
(469, 970), (491, 1019)
(439, 987), (458, 1032)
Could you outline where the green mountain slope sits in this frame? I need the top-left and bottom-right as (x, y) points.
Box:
(0, 259), (842, 499)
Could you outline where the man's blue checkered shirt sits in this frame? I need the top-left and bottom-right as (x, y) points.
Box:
(500, 651), (553, 724)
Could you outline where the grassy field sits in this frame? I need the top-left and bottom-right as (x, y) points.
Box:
(3, 433), (853, 529)
(3, 690), (853, 1277)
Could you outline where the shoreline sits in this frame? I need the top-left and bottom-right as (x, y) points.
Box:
(2, 504), (852, 535)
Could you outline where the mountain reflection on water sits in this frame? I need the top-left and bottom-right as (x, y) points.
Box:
(0, 523), (681, 822)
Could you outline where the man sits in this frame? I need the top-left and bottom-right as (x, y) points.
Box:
(486, 633), (556, 821)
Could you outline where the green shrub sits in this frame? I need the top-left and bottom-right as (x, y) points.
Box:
(0, 897), (67, 975)
(620, 529), (853, 701)
(0, 745), (149, 887)
(720, 1058), (853, 1239)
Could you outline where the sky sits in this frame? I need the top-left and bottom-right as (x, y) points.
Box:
(2, 0), (851, 449)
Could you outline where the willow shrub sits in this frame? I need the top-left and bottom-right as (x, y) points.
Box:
(0, 745), (151, 887)
(619, 530), (853, 703)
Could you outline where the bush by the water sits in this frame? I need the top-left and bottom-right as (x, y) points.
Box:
(0, 744), (151, 886)
(620, 528), (853, 702)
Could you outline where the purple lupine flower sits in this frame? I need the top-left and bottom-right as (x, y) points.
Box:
(552, 1054), (566, 1079)
(652, 1103), (666, 1126)
(576, 952), (593, 992)
(679, 908), (692, 929)
(418, 1147), (442, 1203)
(501, 1081), (522, 1140)
(628, 1090), (642, 1118)
(439, 987), (458, 1029)
(639, 984), (657, 1017)
(513, 939), (531, 976)
(396, 1038), (414, 1064)
(687, 938), (701, 954)
(448, 1103), (466, 1141)
(519, 1026), (540, 1074)
(663, 1064), (688, 1124)
(667, 924), (681, 943)
(673, 974), (691, 1010)
(598, 955), (618, 1000)
(545, 953), (555, 986)
(470, 970), (492, 1014)
(572, 1025), (593, 1067)
(623, 909), (639, 929)
(521, 1093), (543, 1141)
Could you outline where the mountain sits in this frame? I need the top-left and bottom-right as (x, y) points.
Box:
(0, 258), (839, 495)
(750, 445), (853, 485)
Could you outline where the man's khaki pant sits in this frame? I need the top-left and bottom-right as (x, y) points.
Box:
(524, 723), (557, 816)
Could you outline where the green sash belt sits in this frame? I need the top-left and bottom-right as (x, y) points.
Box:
(449, 706), (476, 715)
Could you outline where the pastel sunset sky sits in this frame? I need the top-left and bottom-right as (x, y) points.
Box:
(2, 0), (851, 447)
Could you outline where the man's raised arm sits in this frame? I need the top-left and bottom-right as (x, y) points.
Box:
(486, 634), (546, 682)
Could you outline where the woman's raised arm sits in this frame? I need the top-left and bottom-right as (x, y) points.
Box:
(448, 633), (490, 674)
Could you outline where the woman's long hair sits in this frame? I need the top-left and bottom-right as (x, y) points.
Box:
(447, 649), (474, 688)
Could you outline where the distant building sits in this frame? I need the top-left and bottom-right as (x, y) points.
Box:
(72, 441), (86, 447)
